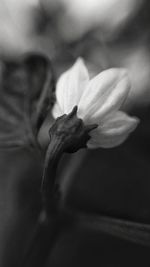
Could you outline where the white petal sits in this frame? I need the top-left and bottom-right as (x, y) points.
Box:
(88, 111), (139, 149)
(54, 58), (89, 116)
(52, 102), (63, 119)
(78, 68), (130, 123)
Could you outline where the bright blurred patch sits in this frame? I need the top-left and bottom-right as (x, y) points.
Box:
(0, 0), (40, 56)
(43, 0), (143, 41)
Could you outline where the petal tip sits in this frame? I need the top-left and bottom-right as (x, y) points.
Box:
(73, 57), (87, 72)
(129, 116), (140, 132)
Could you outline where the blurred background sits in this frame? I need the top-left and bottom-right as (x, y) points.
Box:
(0, 0), (150, 107)
(0, 0), (150, 266)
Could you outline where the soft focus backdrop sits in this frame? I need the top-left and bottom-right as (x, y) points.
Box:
(0, 0), (150, 266)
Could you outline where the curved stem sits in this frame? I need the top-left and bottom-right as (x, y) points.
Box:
(41, 136), (64, 216)
(21, 106), (97, 266)
(22, 137), (65, 267)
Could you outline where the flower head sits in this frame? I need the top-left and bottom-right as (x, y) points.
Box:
(52, 58), (139, 149)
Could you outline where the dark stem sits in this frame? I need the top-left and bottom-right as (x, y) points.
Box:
(21, 106), (97, 267)
(22, 136), (65, 267)
(41, 136), (64, 216)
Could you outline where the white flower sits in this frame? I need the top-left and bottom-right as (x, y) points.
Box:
(52, 58), (139, 149)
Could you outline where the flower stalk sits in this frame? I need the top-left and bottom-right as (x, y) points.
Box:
(41, 105), (97, 216)
(22, 106), (97, 267)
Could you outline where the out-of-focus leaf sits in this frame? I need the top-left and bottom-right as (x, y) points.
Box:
(0, 53), (55, 148)
(74, 212), (150, 247)
(0, 53), (55, 266)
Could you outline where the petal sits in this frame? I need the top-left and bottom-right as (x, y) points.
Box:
(52, 102), (63, 119)
(88, 111), (139, 149)
(78, 68), (130, 123)
(54, 58), (89, 117)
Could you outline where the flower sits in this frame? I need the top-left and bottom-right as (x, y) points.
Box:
(52, 58), (139, 149)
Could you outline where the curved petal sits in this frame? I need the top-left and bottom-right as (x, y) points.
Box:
(78, 68), (130, 123)
(87, 111), (139, 149)
(52, 102), (63, 119)
(54, 58), (89, 117)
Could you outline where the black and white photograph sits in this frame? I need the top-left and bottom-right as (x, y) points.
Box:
(0, 0), (150, 266)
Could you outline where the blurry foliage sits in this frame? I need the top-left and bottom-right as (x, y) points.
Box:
(0, 54), (55, 148)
